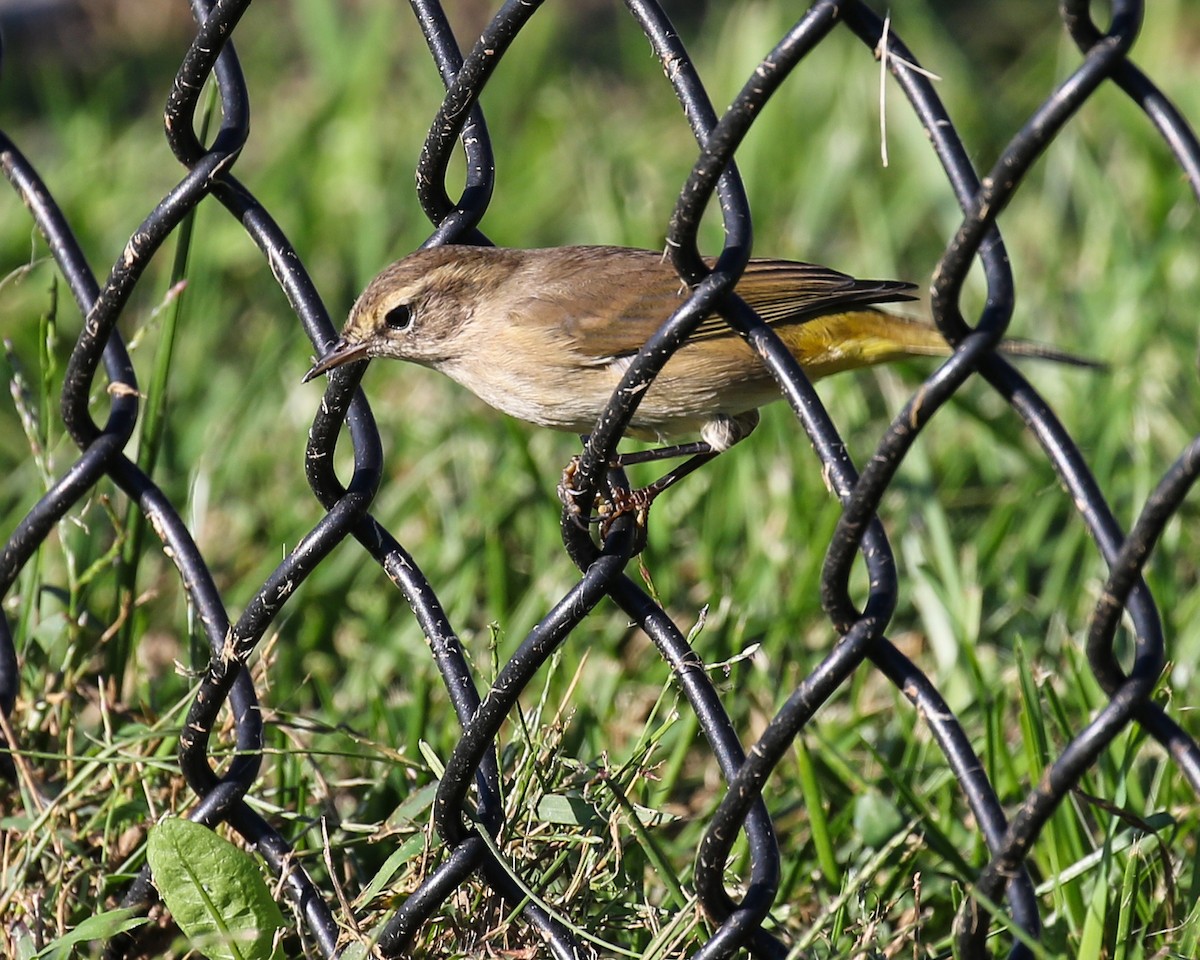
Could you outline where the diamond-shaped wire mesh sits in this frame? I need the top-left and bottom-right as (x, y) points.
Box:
(2, 0), (1199, 957)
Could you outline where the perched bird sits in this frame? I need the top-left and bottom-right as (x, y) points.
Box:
(305, 245), (1085, 457)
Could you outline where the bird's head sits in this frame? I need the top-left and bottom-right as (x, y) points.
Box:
(303, 245), (513, 381)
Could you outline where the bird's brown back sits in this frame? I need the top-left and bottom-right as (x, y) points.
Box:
(491, 245), (917, 362)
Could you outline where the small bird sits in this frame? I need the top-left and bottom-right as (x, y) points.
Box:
(305, 245), (1086, 458)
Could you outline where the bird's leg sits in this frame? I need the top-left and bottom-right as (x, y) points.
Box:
(561, 411), (761, 526)
(597, 446), (720, 521)
(611, 440), (713, 467)
(559, 447), (718, 529)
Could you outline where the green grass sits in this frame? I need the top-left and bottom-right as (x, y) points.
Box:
(2, 0), (1200, 957)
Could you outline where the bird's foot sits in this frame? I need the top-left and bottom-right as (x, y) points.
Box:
(559, 456), (652, 544)
(557, 456), (593, 529)
(595, 487), (651, 552)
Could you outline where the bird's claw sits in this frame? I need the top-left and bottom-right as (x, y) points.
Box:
(593, 485), (652, 556)
(595, 486), (652, 524)
(559, 456), (652, 546)
(557, 456), (593, 530)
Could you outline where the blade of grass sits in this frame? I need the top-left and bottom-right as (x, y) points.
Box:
(109, 83), (216, 681)
(14, 279), (58, 656)
(792, 736), (838, 887)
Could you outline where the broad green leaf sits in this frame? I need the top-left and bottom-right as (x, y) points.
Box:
(29, 908), (147, 960)
(536, 793), (606, 828)
(535, 792), (677, 829)
(146, 818), (285, 960)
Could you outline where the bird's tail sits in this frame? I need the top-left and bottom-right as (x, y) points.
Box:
(995, 336), (1103, 369)
(780, 309), (1101, 379)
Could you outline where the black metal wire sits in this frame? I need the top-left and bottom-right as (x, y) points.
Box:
(1, 0), (1198, 958)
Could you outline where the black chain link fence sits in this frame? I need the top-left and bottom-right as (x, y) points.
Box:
(2, 0), (1199, 957)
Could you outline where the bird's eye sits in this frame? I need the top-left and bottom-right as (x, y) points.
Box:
(384, 304), (412, 331)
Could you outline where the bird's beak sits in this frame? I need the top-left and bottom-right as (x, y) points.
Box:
(303, 337), (370, 382)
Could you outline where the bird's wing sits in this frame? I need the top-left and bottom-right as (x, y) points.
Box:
(523, 249), (918, 361)
(686, 259), (919, 343)
(523, 248), (692, 362)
